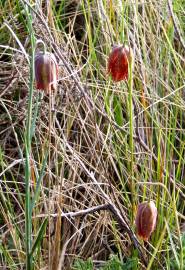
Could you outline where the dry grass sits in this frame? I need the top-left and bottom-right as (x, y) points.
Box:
(0, 0), (185, 269)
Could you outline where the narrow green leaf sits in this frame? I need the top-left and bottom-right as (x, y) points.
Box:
(30, 218), (48, 257)
(31, 151), (48, 211)
(30, 92), (42, 140)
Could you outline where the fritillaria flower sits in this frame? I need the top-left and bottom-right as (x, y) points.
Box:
(108, 45), (133, 82)
(135, 201), (157, 241)
(34, 52), (58, 94)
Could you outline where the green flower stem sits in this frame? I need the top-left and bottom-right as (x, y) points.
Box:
(23, 3), (36, 269)
(35, 39), (47, 54)
(128, 53), (135, 222)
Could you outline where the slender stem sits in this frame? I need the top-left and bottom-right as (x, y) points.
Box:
(35, 39), (47, 54)
(23, 3), (35, 269)
(25, 151), (32, 269)
(128, 52), (135, 222)
(48, 90), (52, 268)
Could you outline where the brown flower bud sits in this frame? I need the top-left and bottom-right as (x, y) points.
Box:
(107, 45), (133, 82)
(135, 201), (157, 241)
(34, 52), (58, 93)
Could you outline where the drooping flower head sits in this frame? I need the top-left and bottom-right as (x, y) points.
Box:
(108, 45), (133, 82)
(34, 52), (58, 94)
(135, 201), (157, 241)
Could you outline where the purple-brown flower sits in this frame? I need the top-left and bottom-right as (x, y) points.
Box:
(107, 45), (133, 82)
(34, 52), (58, 93)
(135, 201), (157, 241)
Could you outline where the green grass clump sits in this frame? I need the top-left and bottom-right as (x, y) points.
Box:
(73, 255), (138, 270)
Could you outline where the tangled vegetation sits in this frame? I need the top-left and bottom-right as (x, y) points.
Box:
(0, 1), (185, 269)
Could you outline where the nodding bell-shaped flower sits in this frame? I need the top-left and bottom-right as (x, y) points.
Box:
(108, 45), (133, 82)
(135, 201), (157, 241)
(34, 52), (58, 94)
